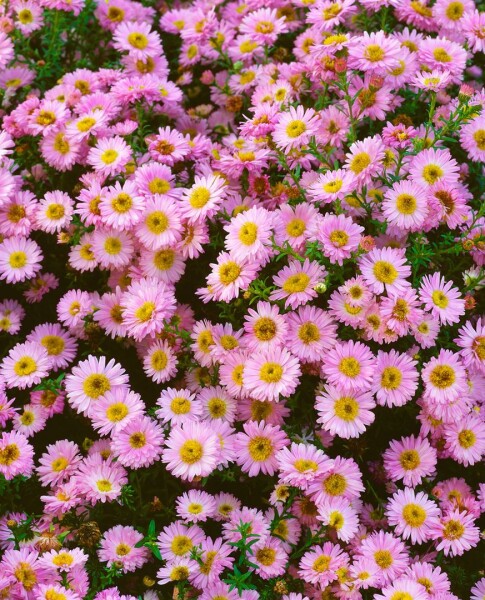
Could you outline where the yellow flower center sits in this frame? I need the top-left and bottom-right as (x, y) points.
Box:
(254, 317), (277, 341)
(37, 110), (56, 126)
(238, 222), (258, 245)
(106, 402), (128, 422)
(431, 290), (449, 308)
(365, 44), (385, 62)
(259, 362), (283, 383)
(53, 133), (70, 154)
(422, 164), (444, 184)
(339, 357), (361, 378)
(171, 535), (192, 555)
(41, 335), (65, 356)
(170, 397), (191, 415)
(129, 432), (146, 449)
(433, 48), (452, 62)
(329, 229), (349, 247)
(443, 519), (464, 539)
(127, 32), (148, 49)
(298, 322), (320, 343)
(96, 479), (113, 492)
(248, 436), (273, 461)
(282, 273), (310, 294)
(14, 356), (37, 376)
(349, 152), (371, 174)
(83, 374), (111, 399)
(179, 439), (203, 463)
(208, 397), (227, 418)
(334, 397), (359, 420)
(285, 119), (307, 138)
(14, 563), (37, 590)
(51, 457), (69, 472)
(219, 261), (241, 284)
(373, 260), (398, 284)
(395, 194), (417, 214)
(324, 473), (347, 496)
(153, 249), (174, 270)
(100, 149), (119, 165)
(294, 458), (318, 472)
(313, 555), (331, 572)
(256, 547), (276, 566)
(399, 449), (420, 470)
(381, 366), (402, 390)
(52, 552), (74, 567)
(374, 549), (393, 569)
(135, 301), (156, 322)
(429, 365), (456, 388)
(145, 211), (168, 234)
(286, 218), (306, 237)
(0, 444), (20, 466)
(458, 429), (476, 449)
(9, 251), (27, 269)
(473, 130), (485, 151)
(402, 503), (426, 527)
(77, 117), (96, 132)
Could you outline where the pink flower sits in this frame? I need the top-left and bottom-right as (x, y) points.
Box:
(386, 488), (440, 544)
(234, 420), (289, 477)
(270, 259), (326, 310)
(419, 272), (465, 325)
(243, 347), (301, 402)
(112, 415), (164, 469)
(383, 435), (437, 487)
(321, 340), (376, 393)
(98, 525), (149, 572)
(0, 236), (43, 284)
(428, 509), (480, 556)
(0, 430), (34, 480)
(316, 385), (375, 438)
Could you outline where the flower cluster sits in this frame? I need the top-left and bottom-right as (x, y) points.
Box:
(0, 0), (484, 599)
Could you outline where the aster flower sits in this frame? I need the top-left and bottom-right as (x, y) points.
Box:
(428, 509), (480, 556)
(455, 318), (485, 374)
(286, 306), (337, 363)
(386, 488), (440, 544)
(270, 259), (326, 310)
(307, 456), (364, 504)
(201, 252), (259, 303)
(275, 442), (329, 490)
(317, 497), (360, 542)
(65, 355), (129, 416)
(157, 521), (205, 560)
(162, 421), (219, 481)
(374, 578), (428, 600)
(382, 180), (428, 231)
(87, 136), (132, 177)
(113, 21), (162, 59)
(243, 347), (301, 402)
(421, 349), (469, 404)
(444, 413), (485, 466)
(298, 542), (348, 588)
(344, 135), (386, 185)
(0, 236), (43, 284)
(316, 385), (375, 438)
(26, 322), (78, 371)
(372, 350), (419, 407)
(224, 206), (274, 262)
(176, 489), (216, 523)
(37, 440), (82, 487)
(409, 148), (460, 190)
(359, 247), (411, 295)
(273, 106), (320, 152)
(318, 214), (364, 265)
(419, 272), (465, 325)
(0, 431), (34, 480)
(180, 174), (227, 223)
(383, 435), (437, 487)
(99, 181), (146, 231)
(234, 420), (289, 477)
(38, 548), (88, 572)
(135, 196), (183, 250)
(73, 456), (128, 504)
(98, 525), (149, 572)
(360, 531), (410, 585)
(0, 341), (50, 390)
(239, 8), (288, 44)
(111, 415), (164, 469)
(321, 340), (376, 393)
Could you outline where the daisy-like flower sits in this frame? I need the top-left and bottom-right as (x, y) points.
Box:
(234, 420), (289, 477)
(142, 339), (178, 383)
(382, 180), (428, 231)
(359, 247), (411, 295)
(317, 213), (364, 265)
(26, 322), (78, 372)
(239, 8), (288, 44)
(462, 9), (485, 53)
(180, 174), (227, 223)
(408, 148), (459, 190)
(13, 403), (47, 438)
(273, 106), (320, 152)
(36, 440), (81, 487)
(224, 206), (274, 262)
(148, 126), (190, 165)
(243, 301), (288, 351)
(90, 388), (145, 436)
(372, 350), (419, 407)
(2, 547), (49, 596)
(275, 442), (329, 490)
(374, 578), (428, 600)
(471, 578), (485, 600)
(156, 387), (202, 426)
(344, 135), (386, 185)
(113, 21), (162, 60)
(406, 561), (451, 597)
(386, 488), (440, 544)
(0, 31), (14, 70)
(201, 252), (259, 303)
(286, 306), (337, 363)
(73, 456), (128, 504)
(87, 136), (132, 177)
(307, 168), (355, 204)
(99, 181), (146, 231)
(162, 421), (219, 481)
(317, 497), (360, 542)
(360, 531), (410, 585)
(316, 385), (375, 438)
(412, 69), (452, 91)
(135, 196), (183, 250)
(34, 584), (80, 600)
(91, 228), (135, 269)
(348, 31), (401, 74)
(111, 415), (164, 469)
(419, 272), (465, 325)
(243, 347), (301, 402)
(270, 259), (325, 310)
(383, 435), (437, 487)
(428, 509), (480, 556)
(157, 521), (206, 561)
(0, 431), (34, 480)
(321, 340), (376, 393)
(36, 191), (73, 234)
(98, 525), (149, 572)
(121, 277), (176, 341)
(307, 456), (364, 504)
(0, 236), (43, 284)
(0, 341), (50, 390)
(65, 355), (129, 417)
(298, 542), (348, 588)
(252, 537), (287, 580)
(455, 318), (485, 374)
(176, 489), (216, 523)
(444, 413), (485, 466)
(421, 349), (468, 404)
(38, 547), (87, 572)
(157, 557), (198, 586)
